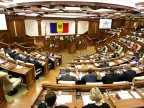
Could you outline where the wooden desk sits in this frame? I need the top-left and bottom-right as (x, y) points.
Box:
(31, 89), (76, 108)
(49, 46), (60, 53)
(78, 44), (87, 50)
(0, 57), (35, 89)
(0, 82), (6, 108)
(32, 83), (144, 108)
(107, 89), (144, 108)
(68, 43), (76, 54)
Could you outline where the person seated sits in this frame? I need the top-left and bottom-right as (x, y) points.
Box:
(24, 55), (32, 63)
(13, 52), (23, 61)
(38, 91), (69, 108)
(4, 46), (12, 54)
(68, 36), (74, 43)
(97, 61), (109, 68)
(132, 55), (140, 62)
(127, 41), (131, 47)
(31, 58), (43, 71)
(58, 69), (77, 81)
(131, 44), (137, 52)
(81, 68), (97, 83)
(102, 68), (120, 84)
(112, 51), (119, 58)
(45, 54), (55, 69)
(82, 87), (110, 108)
(119, 65), (136, 82)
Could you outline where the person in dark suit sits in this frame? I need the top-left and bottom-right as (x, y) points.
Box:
(58, 69), (77, 81)
(45, 55), (54, 69)
(31, 58), (43, 71)
(102, 68), (120, 84)
(38, 91), (69, 108)
(68, 36), (74, 43)
(24, 55), (32, 63)
(13, 53), (23, 61)
(81, 68), (97, 83)
(97, 61), (109, 68)
(119, 65), (136, 82)
(4, 46), (12, 54)
(82, 87), (110, 108)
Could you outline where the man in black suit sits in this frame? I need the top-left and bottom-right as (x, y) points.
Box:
(119, 65), (136, 82)
(24, 55), (32, 63)
(97, 61), (109, 68)
(58, 69), (77, 81)
(81, 68), (97, 83)
(102, 68), (120, 84)
(4, 46), (13, 57)
(31, 58), (43, 71)
(13, 53), (23, 61)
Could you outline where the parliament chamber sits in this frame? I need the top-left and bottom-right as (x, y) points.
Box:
(0, 0), (144, 108)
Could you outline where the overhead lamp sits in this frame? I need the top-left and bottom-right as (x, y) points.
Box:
(114, 12), (121, 15)
(64, 7), (80, 10)
(16, 13), (25, 15)
(25, 13), (39, 16)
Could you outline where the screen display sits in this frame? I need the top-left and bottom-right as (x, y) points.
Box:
(99, 19), (112, 29)
(0, 14), (7, 30)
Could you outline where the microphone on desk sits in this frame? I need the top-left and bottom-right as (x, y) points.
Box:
(131, 79), (135, 91)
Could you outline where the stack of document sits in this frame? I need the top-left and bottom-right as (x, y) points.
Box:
(82, 95), (95, 105)
(117, 91), (133, 99)
(16, 65), (23, 69)
(56, 95), (72, 104)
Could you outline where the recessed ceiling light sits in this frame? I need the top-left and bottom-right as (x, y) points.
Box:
(64, 7), (80, 10)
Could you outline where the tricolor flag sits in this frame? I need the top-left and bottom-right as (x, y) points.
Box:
(50, 21), (69, 33)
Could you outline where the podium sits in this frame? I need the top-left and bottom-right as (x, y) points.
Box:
(68, 43), (76, 54)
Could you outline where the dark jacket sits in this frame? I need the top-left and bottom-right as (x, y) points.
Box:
(102, 72), (120, 84)
(59, 74), (77, 81)
(97, 63), (109, 68)
(82, 103), (110, 108)
(24, 57), (32, 63)
(119, 69), (136, 82)
(81, 74), (97, 83)
(31, 59), (42, 70)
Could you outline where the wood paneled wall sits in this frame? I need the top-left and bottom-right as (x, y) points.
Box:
(0, 15), (143, 46)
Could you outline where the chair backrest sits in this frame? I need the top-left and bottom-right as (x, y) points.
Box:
(133, 76), (144, 81)
(58, 80), (75, 84)
(16, 60), (24, 64)
(86, 82), (103, 85)
(0, 72), (13, 91)
(113, 81), (127, 84)
(25, 62), (34, 66)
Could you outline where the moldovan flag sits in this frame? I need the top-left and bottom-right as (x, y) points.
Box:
(57, 21), (63, 33)
(50, 23), (57, 33)
(50, 22), (69, 33)
(63, 23), (69, 33)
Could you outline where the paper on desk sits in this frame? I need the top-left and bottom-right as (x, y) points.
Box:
(0, 59), (5, 64)
(16, 65), (23, 69)
(117, 60), (124, 63)
(38, 61), (45, 66)
(99, 72), (105, 77)
(117, 91), (133, 99)
(82, 95), (95, 105)
(56, 95), (72, 104)
(77, 65), (82, 69)
(85, 60), (89, 62)
(88, 65), (93, 68)
(109, 62), (116, 66)
(94, 63), (99, 66)
(130, 91), (141, 99)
